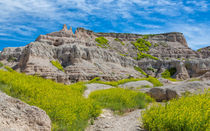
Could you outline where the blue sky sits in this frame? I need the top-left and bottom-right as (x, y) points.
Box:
(0, 0), (209, 51)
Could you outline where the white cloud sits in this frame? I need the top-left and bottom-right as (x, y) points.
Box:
(0, 0), (209, 50)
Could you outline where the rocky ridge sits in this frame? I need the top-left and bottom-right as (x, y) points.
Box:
(0, 24), (209, 84)
(0, 91), (51, 131)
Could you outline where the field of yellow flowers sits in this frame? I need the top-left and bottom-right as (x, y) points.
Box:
(89, 88), (154, 113)
(142, 92), (210, 131)
(0, 70), (101, 130)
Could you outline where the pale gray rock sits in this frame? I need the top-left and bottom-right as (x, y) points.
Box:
(84, 83), (113, 98)
(0, 91), (51, 131)
(141, 81), (210, 101)
(86, 109), (144, 131)
(119, 80), (153, 88)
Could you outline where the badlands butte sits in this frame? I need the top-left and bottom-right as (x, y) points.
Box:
(0, 24), (210, 130)
(0, 24), (209, 83)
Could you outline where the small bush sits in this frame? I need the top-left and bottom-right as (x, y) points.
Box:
(161, 68), (177, 78)
(147, 76), (163, 87)
(89, 88), (153, 113)
(7, 56), (16, 62)
(92, 78), (145, 87)
(95, 37), (109, 48)
(134, 66), (148, 76)
(114, 38), (125, 45)
(0, 62), (3, 67)
(51, 60), (64, 72)
(142, 92), (210, 131)
(136, 53), (159, 60)
(131, 38), (151, 52)
(4, 66), (14, 72)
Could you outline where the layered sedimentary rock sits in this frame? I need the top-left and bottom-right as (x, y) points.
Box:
(0, 91), (51, 131)
(0, 24), (209, 83)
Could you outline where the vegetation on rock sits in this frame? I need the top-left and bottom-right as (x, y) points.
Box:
(0, 70), (101, 130)
(131, 38), (159, 60)
(95, 37), (109, 48)
(142, 92), (210, 131)
(89, 88), (153, 113)
(0, 62), (3, 67)
(134, 66), (148, 76)
(136, 53), (159, 60)
(114, 38), (125, 45)
(161, 68), (177, 78)
(51, 60), (64, 72)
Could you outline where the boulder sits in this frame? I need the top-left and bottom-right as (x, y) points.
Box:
(0, 91), (51, 131)
(141, 81), (210, 101)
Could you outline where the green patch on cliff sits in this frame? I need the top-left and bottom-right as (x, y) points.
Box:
(134, 66), (148, 76)
(0, 62), (3, 67)
(131, 38), (158, 60)
(161, 68), (177, 78)
(114, 38), (125, 45)
(51, 60), (64, 72)
(131, 38), (151, 52)
(95, 37), (109, 48)
(136, 53), (159, 60)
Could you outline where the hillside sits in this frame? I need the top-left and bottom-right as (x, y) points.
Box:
(0, 24), (209, 84)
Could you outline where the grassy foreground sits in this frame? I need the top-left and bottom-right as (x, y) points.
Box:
(89, 88), (153, 113)
(142, 92), (210, 131)
(0, 70), (101, 130)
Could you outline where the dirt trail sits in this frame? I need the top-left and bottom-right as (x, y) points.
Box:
(86, 109), (145, 131)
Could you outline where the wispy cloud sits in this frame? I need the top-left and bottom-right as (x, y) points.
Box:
(0, 0), (209, 50)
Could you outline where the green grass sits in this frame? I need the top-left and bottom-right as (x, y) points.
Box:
(0, 62), (3, 67)
(161, 68), (177, 78)
(90, 77), (146, 87)
(4, 66), (14, 72)
(95, 37), (109, 48)
(51, 60), (64, 72)
(142, 92), (210, 131)
(0, 70), (101, 130)
(89, 88), (153, 113)
(114, 38), (125, 45)
(131, 38), (152, 52)
(134, 66), (148, 76)
(90, 76), (163, 87)
(136, 53), (159, 60)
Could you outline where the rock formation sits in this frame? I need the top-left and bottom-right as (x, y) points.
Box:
(0, 91), (51, 131)
(0, 25), (209, 83)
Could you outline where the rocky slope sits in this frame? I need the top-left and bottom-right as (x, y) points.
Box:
(0, 24), (209, 84)
(0, 91), (51, 131)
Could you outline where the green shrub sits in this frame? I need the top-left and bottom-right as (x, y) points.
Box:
(7, 56), (16, 62)
(95, 37), (109, 48)
(134, 66), (148, 76)
(0, 62), (3, 67)
(4, 66), (14, 72)
(51, 60), (64, 72)
(136, 53), (159, 60)
(147, 67), (155, 72)
(114, 38), (125, 45)
(147, 76), (163, 87)
(89, 88), (153, 113)
(161, 68), (177, 78)
(131, 38), (151, 52)
(92, 77), (145, 87)
(154, 43), (159, 47)
(0, 70), (101, 130)
(197, 49), (201, 52)
(142, 92), (210, 131)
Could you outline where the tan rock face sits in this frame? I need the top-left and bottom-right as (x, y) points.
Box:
(0, 25), (210, 83)
(0, 91), (51, 131)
